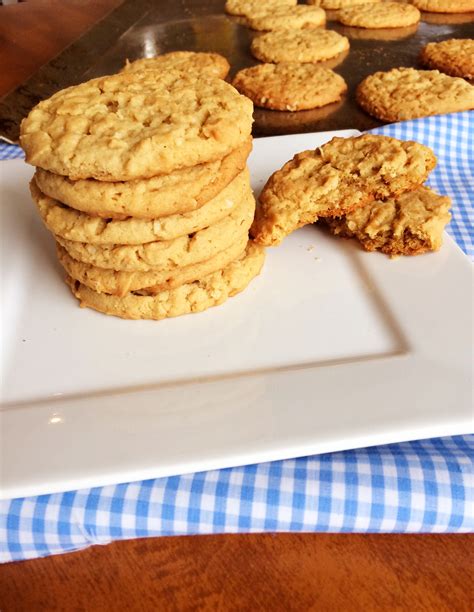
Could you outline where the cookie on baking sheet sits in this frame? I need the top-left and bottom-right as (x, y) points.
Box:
(34, 140), (252, 220)
(225, 0), (296, 15)
(20, 70), (253, 181)
(308, 0), (380, 8)
(420, 39), (474, 79)
(356, 67), (474, 121)
(251, 29), (349, 63)
(411, 0), (474, 12)
(325, 187), (451, 256)
(65, 242), (266, 320)
(246, 5), (326, 30)
(57, 234), (249, 296)
(338, 2), (420, 28)
(251, 134), (437, 246)
(232, 64), (347, 111)
(121, 52), (230, 79)
(31, 169), (252, 245)
(56, 191), (256, 271)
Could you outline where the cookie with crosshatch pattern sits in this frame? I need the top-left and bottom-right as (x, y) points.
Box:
(232, 64), (347, 111)
(356, 67), (474, 121)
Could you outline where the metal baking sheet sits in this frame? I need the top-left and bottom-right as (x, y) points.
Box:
(0, 0), (473, 142)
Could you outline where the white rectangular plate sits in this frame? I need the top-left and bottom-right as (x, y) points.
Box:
(1, 130), (472, 500)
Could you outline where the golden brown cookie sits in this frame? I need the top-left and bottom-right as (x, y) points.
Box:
(57, 234), (249, 296)
(232, 64), (347, 111)
(251, 29), (350, 63)
(57, 191), (256, 271)
(20, 71), (253, 181)
(411, 0), (474, 12)
(251, 134), (437, 246)
(338, 2), (420, 28)
(65, 242), (266, 320)
(420, 39), (474, 79)
(325, 187), (451, 256)
(121, 52), (230, 79)
(225, 0), (296, 16)
(357, 67), (474, 121)
(246, 5), (326, 30)
(34, 140), (252, 220)
(31, 169), (251, 245)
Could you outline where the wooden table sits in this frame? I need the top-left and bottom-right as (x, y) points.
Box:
(0, 3), (472, 610)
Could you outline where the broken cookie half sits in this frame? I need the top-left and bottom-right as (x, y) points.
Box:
(251, 134), (437, 247)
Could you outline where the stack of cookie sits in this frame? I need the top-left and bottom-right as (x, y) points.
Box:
(21, 69), (265, 320)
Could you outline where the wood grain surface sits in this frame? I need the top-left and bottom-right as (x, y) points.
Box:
(0, 0), (122, 96)
(0, 534), (473, 611)
(1, 4), (472, 610)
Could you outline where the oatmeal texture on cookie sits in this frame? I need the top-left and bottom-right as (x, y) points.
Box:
(232, 64), (347, 111)
(309, 0), (381, 8)
(66, 242), (266, 320)
(32, 169), (252, 245)
(121, 52), (230, 79)
(356, 67), (474, 121)
(325, 187), (451, 256)
(420, 39), (474, 79)
(57, 235), (249, 296)
(411, 0), (474, 12)
(251, 134), (437, 246)
(57, 191), (256, 271)
(251, 29), (349, 63)
(35, 140), (252, 219)
(20, 71), (253, 180)
(225, 0), (296, 16)
(338, 2), (420, 28)
(246, 5), (326, 30)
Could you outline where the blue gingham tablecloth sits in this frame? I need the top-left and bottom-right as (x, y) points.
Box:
(1, 113), (473, 563)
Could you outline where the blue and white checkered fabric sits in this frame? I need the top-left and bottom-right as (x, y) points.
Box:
(1, 436), (473, 562)
(1, 113), (473, 563)
(0, 140), (23, 161)
(369, 112), (473, 259)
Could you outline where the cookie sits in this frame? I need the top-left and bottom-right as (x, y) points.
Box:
(121, 52), (230, 79)
(411, 0), (474, 12)
(338, 2), (420, 28)
(232, 64), (347, 111)
(251, 29), (349, 63)
(65, 242), (266, 320)
(309, 0), (381, 8)
(31, 169), (251, 245)
(34, 140), (252, 220)
(251, 134), (437, 246)
(20, 70), (253, 181)
(325, 187), (451, 256)
(56, 191), (255, 271)
(57, 234), (249, 296)
(356, 67), (474, 121)
(246, 6), (326, 30)
(225, 0), (296, 16)
(420, 39), (474, 79)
